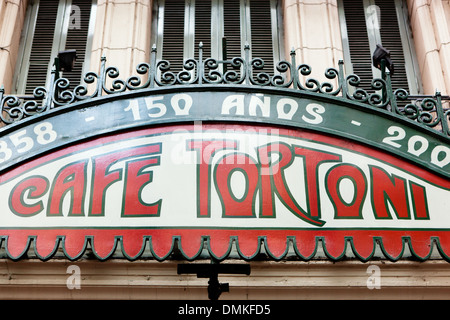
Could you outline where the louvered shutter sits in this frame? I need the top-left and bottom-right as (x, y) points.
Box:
(25, 0), (59, 95)
(342, 0), (410, 92)
(223, 0), (242, 60)
(24, 0), (93, 95)
(341, 0), (374, 91)
(249, 0), (274, 74)
(223, 0), (276, 74)
(194, 0), (212, 60)
(158, 0), (279, 76)
(376, 0), (409, 92)
(62, 0), (94, 90)
(162, 0), (186, 72)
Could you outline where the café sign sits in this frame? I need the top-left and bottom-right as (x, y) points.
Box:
(0, 87), (449, 261)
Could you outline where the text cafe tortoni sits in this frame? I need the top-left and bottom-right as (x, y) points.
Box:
(7, 132), (432, 227)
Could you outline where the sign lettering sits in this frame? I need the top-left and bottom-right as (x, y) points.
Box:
(2, 125), (447, 231)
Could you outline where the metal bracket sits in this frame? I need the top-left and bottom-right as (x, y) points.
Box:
(177, 263), (251, 300)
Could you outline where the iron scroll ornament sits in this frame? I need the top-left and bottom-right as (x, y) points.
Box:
(1, 43), (449, 137)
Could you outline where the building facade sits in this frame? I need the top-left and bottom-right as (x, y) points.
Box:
(0, 0), (449, 300)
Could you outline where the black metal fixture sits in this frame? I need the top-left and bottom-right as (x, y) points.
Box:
(177, 263), (251, 300)
(57, 50), (77, 72)
(372, 44), (394, 75)
(222, 37), (228, 73)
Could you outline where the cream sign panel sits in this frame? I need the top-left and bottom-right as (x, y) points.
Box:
(1, 124), (448, 230)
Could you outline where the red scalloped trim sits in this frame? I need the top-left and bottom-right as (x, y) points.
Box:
(1, 229), (447, 261)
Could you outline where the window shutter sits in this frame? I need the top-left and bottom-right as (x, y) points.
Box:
(341, 0), (373, 91)
(194, 0), (212, 60)
(223, 0), (242, 60)
(22, 0), (94, 95)
(342, 0), (410, 92)
(157, 0), (281, 76)
(162, 0), (186, 72)
(249, 0), (274, 74)
(376, 0), (409, 92)
(25, 0), (59, 95)
(223, 0), (277, 74)
(62, 0), (94, 90)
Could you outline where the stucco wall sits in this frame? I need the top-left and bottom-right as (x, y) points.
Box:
(407, 0), (450, 94)
(0, 0), (27, 93)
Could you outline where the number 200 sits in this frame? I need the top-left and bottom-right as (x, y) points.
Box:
(382, 125), (450, 168)
(0, 122), (57, 164)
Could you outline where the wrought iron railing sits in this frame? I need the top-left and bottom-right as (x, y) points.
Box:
(1, 43), (449, 137)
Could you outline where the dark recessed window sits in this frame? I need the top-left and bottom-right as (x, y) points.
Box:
(151, 0), (284, 75)
(339, 0), (422, 94)
(13, 0), (96, 95)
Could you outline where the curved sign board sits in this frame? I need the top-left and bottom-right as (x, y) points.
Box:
(0, 87), (449, 261)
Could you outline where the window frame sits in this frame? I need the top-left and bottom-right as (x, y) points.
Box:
(151, 0), (284, 73)
(13, 0), (97, 95)
(338, 0), (422, 94)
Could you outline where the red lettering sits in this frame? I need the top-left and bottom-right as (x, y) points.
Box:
(90, 144), (162, 216)
(293, 146), (341, 221)
(188, 140), (238, 217)
(10, 175), (49, 216)
(410, 181), (429, 219)
(370, 166), (410, 219)
(258, 143), (339, 226)
(326, 164), (367, 218)
(122, 156), (161, 216)
(48, 161), (88, 216)
(214, 153), (259, 217)
(257, 143), (277, 218)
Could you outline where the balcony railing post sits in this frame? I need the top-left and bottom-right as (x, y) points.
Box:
(198, 42), (204, 85)
(97, 56), (107, 97)
(244, 42), (250, 85)
(338, 60), (347, 99)
(45, 65), (57, 111)
(150, 44), (157, 88)
(384, 70), (399, 114)
(435, 91), (449, 135)
(290, 48), (298, 90)
(0, 85), (6, 124)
